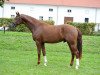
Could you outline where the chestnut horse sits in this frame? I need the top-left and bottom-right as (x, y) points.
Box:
(10, 12), (82, 69)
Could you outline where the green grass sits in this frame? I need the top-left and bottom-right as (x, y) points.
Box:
(0, 31), (100, 75)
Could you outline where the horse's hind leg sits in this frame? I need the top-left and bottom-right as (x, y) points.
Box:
(72, 45), (79, 69)
(70, 52), (75, 66)
(41, 43), (47, 66)
(69, 43), (79, 69)
(67, 43), (75, 66)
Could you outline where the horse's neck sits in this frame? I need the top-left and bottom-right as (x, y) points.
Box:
(21, 15), (42, 32)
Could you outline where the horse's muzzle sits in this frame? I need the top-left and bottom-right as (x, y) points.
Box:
(9, 22), (16, 28)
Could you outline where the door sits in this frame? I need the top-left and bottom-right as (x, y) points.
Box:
(64, 17), (73, 24)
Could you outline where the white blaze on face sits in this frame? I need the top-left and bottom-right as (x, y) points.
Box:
(76, 59), (79, 69)
(44, 56), (47, 66)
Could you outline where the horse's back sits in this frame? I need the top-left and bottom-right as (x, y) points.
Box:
(41, 24), (78, 43)
(41, 25), (64, 43)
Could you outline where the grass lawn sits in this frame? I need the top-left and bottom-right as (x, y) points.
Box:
(0, 31), (100, 75)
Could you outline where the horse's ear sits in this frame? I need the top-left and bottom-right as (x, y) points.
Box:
(16, 12), (20, 16)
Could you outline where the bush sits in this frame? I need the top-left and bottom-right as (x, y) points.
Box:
(0, 18), (30, 32)
(67, 22), (96, 35)
(0, 18), (13, 26)
(0, 18), (55, 32)
(43, 20), (55, 25)
(9, 24), (30, 32)
(1, 18), (95, 35)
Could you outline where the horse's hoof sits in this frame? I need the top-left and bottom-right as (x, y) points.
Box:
(75, 66), (79, 69)
(37, 62), (40, 65)
(44, 63), (47, 66)
(70, 64), (73, 66)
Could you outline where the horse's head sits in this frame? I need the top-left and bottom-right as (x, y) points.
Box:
(10, 12), (23, 27)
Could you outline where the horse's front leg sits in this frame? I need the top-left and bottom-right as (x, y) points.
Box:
(41, 43), (47, 66)
(36, 41), (42, 65)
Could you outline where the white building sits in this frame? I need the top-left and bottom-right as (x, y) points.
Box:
(0, 0), (100, 31)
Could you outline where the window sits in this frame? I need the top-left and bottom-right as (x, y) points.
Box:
(30, 7), (34, 11)
(48, 17), (53, 20)
(85, 18), (89, 23)
(67, 9), (72, 13)
(49, 8), (53, 12)
(39, 16), (43, 20)
(85, 10), (89, 14)
(11, 6), (15, 10)
(11, 15), (15, 18)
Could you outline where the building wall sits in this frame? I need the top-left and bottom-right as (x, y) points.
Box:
(0, 3), (58, 24)
(0, 3), (100, 25)
(96, 9), (100, 23)
(57, 6), (97, 24)
(0, 7), (3, 17)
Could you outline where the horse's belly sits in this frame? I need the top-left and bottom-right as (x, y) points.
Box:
(43, 34), (63, 43)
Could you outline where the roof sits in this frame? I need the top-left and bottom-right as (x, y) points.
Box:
(5, 0), (100, 8)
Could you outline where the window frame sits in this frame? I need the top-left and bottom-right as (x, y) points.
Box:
(39, 16), (43, 20)
(49, 8), (53, 12)
(67, 9), (72, 13)
(11, 6), (15, 10)
(85, 18), (89, 23)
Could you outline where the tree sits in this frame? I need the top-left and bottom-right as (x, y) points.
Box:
(0, 0), (4, 7)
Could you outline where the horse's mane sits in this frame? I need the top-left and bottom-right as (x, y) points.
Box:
(21, 14), (50, 26)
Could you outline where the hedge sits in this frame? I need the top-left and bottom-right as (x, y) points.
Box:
(0, 18), (55, 32)
(44, 20), (55, 25)
(67, 22), (96, 35)
(0, 18), (96, 35)
(0, 18), (13, 26)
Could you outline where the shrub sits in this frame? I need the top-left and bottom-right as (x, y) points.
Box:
(0, 18), (55, 32)
(43, 20), (55, 25)
(0, 18), (13, 26)
(67, 22), (96, 35)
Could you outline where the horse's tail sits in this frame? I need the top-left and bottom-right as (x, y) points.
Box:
(77, 28), (82, 60)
